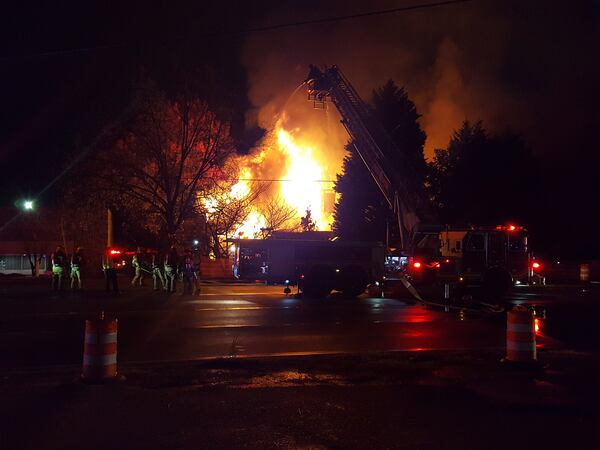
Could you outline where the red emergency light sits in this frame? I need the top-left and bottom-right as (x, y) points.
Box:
(496, 224), (524, 232)
(109, 249), (121, 255)
(412, 261), (422, 269)
(531, 261), (541, 270)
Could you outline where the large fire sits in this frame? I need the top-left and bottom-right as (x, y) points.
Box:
(205, 119), (339, 241)
(277, 128), (328, 229)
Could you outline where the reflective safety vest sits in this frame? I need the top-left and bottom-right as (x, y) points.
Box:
(72, 253), (84, 268)
(52, 251), (66, 269)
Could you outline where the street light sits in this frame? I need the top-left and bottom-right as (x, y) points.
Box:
(17, 199), (35, 211)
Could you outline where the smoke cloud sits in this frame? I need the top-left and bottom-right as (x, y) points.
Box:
(241, 0), (597, 161)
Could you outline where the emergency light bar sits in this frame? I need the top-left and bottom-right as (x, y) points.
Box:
(495, 224), (524, 231)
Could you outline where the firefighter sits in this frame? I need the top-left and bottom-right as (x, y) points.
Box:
(193, 249), (202, 296)
(51, 245), (67, 292)
(102, 247), (119, 294)
(164, 245), (178, 293)
(131, 247), (145, 287)
(181, 249), (197, 295)
(151, 250), (165, 291)
(70, 246), (84, 290)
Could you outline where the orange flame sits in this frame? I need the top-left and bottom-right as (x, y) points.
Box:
(204, 119), (341, 240)
(276, 127), (329, 230)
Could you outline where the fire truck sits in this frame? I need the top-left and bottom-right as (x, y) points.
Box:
(305, 65), (539, 300)
(407, 225), (537, 297)
(233, 232), (385, 298)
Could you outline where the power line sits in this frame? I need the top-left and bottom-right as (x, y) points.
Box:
(1, 0), (472, 62)
(234, 178), (336, 183)
(244, 0), (472, 33)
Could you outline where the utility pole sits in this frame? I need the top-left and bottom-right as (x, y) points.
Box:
(107, 208), (113, 247)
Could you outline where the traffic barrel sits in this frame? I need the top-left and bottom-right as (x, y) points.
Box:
(505, 306), (536, 363)
(82, 315), (118, 382)
(580, 263), (590, 282)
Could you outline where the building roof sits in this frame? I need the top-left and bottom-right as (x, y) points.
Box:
(270, 231), (334, 241)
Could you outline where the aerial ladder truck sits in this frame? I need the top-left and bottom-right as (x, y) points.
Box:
(305, 65), (534, 301)
(306, 65), (427, 252)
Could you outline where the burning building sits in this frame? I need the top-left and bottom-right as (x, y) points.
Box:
(205, 98), (348, 249)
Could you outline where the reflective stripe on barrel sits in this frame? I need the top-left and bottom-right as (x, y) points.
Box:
(506, 308), (536, 362)
(82, 318), (118, 381)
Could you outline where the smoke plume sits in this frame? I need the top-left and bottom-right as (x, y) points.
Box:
(241, 0), (595, 160)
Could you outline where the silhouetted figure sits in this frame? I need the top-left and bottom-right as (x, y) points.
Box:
(51, 245), (67, 292)
(164, 246), (178, 293)
(181, 249), (196, 295)
(70, 246), (84, 290)
(131, 247), (145, 287)
(151, 251), (165, 291)
(102, 247), (120, 294)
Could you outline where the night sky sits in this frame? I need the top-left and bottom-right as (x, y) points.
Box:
(1, 1), (599, 254)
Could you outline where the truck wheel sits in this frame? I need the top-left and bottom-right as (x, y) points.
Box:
(303, 265), (334, 298)
(340, 265), (368, 297)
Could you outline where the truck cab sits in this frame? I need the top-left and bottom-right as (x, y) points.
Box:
(437, 225), (530, 297)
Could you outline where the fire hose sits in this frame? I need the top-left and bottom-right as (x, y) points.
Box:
(398, 274), (504, 314)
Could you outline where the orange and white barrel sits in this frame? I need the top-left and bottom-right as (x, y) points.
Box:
(506, 307), (536, 362)
(82, 317), (118, 381)
(580, 263), (590, 282)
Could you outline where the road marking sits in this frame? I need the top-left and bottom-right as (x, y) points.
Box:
(194, 306), (264, 311)
(192, 324), (266, 329)
(193, 305), (299, 312)
(199, 292), (282, 296)
(185, 299), (256, 305)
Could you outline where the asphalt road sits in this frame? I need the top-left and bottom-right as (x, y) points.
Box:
(1, 277), (599, 369)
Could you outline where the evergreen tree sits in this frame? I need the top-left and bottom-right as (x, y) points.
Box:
(333, 146), (387, 241)
(372, 81), (427, 182)
(428, 121), (536, 226)
(333, 81), (427, 243)
(300, 208), (317, 232)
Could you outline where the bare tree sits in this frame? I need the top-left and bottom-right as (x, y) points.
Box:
(94, 88), (235, 247)
(259, 196), (300, 238)
(25, 241), (47, 277)
(199, 161), (269, 258)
